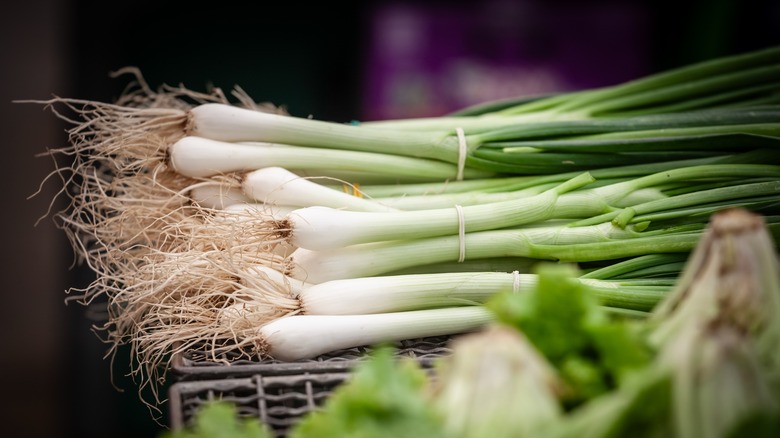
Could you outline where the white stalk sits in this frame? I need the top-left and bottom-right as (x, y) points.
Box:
(169, 136), (259, 177)
(286, 233), (521, 283)
(284, 172), (594, 250)
(249, 306), (493, 361)
(299, 272), (535, 314)
(233, 268), (661, 318)
(241, 166), (398, 212)
(239, 143), (496, 180)
(186, 103), (467, 164)
(296, 273), (660, 315)
(169, 136), (489, 179)
(287, 222), (689, 283)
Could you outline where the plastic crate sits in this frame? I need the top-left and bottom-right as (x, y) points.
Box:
(168, 335), (453, 436)
(169, 372), (352, 437)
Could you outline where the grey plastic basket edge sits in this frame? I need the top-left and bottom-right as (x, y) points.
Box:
(168, 372), (356, 436)
(170, 335), (455, 380)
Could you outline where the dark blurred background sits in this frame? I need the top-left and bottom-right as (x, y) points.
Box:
(2, 0), (778, 436)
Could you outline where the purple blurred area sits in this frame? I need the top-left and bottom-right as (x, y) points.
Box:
(1, 0), (778, 437)
(362, 0), (651, 119)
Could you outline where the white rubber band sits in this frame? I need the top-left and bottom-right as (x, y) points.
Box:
(455, 204), (466, 262)
(512, 270), (521, 293)
(455, 127), (467, 181)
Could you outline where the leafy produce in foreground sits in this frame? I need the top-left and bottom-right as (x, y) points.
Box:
(288, 347), (445, 438)
(430, 325), (565, 438)
(161, 401), (271, 438)
(488, 263), (652, 406)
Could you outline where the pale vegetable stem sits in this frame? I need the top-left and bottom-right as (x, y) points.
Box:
(253, 306), (494, 361)
(286, 172), (594, 250)
(289, 224), (703, 283)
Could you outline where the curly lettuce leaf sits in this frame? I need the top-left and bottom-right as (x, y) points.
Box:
(487, 263), (652, 404)
(289, 346), (445, 438)
(161, 401), (271, 438)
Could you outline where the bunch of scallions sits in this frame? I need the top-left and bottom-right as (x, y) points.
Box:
(35, 46), (780, 405)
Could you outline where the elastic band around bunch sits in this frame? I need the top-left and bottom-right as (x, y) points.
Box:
(512, 270), (521, 293)
(455, 204), (466, 262)
(455, 127), (467, 181)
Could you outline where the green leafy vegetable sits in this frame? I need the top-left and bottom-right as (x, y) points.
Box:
(161, 401), (271, 438)
(487, 263), (652, 405)
(289, 347), (445, 438)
